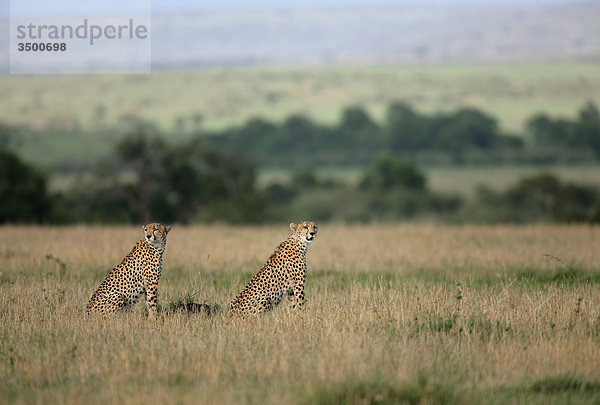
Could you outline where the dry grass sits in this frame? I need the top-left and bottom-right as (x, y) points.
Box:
(1, 224), (600, 404)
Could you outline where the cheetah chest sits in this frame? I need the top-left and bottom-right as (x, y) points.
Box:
(124, 253), (162, 304)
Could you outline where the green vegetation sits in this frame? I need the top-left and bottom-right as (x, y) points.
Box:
(2, 62), (599, 167)
(0, 150), (50, 223)
(2, 63), (600, 225)
(530, 375), (600, 394)
(2, 62), (599, 132)
(161, 290), (218, 316)
(527, 101), (600, 159)
(423, 165), (600, 197)
(49, 127), (263, 224)
(12, 98), (599, 170)
(467, 173), (600, 223)
(207, 100), (600, 166)
(264, 156), (462, 222)
(4, 134), (600, 223)
(308, 374), (456, 405)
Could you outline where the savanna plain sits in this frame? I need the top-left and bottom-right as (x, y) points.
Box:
(1, 224), (600, 404)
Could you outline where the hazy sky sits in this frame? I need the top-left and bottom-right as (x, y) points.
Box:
(4, 0), (573, 18)
(151, 0), (568, 12)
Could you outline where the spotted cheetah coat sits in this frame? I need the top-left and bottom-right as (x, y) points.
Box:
(86, 225), (169, 317)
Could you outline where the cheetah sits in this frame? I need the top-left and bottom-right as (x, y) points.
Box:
(229, 221), (318, 316)
(86, 223), (170, 318)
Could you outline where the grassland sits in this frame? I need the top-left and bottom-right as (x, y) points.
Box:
(1, 224), (600, 404)
(2, 62), (599, 134)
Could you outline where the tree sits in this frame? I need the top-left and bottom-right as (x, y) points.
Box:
(576, 101), (600, 157)
(291, 167), (319, 188)
(385, 102), (428, 152)
(527, 102), (600, 152)
(506, 174), (598, 222)
(359, 154), (426, 191)
(0, 124), (11, 150)
(0, 151), (50, 223)
(241, 117), (278, 149)
(283, 114), (319, 147)
(116, 128), (167, 221)
(340, 106), (378, 136)
(58, 129), (265, 224)
(435, 108), (498, 151)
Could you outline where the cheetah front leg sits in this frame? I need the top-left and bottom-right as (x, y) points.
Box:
(292, 282), (305, 309)
(145, 283), (159, 319)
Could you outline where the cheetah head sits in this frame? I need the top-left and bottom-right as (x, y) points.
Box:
(290, 221), (318, 245)
(143, 223), (171, 248)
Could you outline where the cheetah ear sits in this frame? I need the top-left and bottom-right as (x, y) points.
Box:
(289, 222), (298, 232)
(142, 225), (146, 231)
(165, 226), (171, 234)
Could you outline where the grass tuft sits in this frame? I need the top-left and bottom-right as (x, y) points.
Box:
(161, 291), (221, 316)
(515, 266), (600, 285)
(531, 375), (600, 394)
(308, 374), (456, 405)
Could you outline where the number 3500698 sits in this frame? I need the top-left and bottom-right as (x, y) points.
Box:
(18, 43), (67, 51)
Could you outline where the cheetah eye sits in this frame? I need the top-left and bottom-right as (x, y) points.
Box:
(303, 225), (308, 229)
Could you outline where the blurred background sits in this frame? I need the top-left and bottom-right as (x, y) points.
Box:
(1, 0), (600, 224)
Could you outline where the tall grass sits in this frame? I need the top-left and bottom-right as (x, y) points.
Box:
(1, 224), (599, 404)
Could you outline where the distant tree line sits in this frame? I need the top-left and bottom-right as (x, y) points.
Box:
(3, 140), (600, 224)
(52, 127), (264, 224)
(262, 155), (600, 224)
(1, 125), (263, 224)
(207, 101), (600, 166)
(526, 101), (600, 160)
(468, 173), (600, 223)
(262, 155), (462, 223)
(2, 102), (600, 224)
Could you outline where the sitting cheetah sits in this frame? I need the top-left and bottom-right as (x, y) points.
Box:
(86, 223), (171, 318)
(229, 221), (318, 316)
